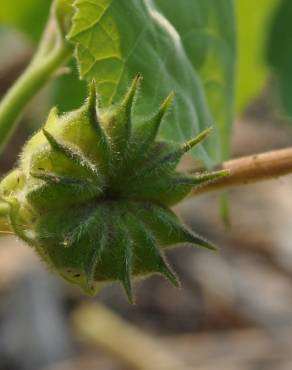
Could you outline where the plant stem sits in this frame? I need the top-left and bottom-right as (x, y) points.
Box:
(192, 147), (292, 196)
(0, 23), (72, 154)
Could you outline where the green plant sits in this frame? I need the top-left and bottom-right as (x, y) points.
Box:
(1, 0), (292, 301)
(0, 76), (227, 301)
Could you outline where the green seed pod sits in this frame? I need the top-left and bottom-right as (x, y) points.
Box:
(0, 76), (228, 302)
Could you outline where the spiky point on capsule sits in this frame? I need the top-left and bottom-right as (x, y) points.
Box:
(0, 75), (229, 303)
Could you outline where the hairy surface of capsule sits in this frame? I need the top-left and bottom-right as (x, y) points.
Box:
(0, 76), (227, 302)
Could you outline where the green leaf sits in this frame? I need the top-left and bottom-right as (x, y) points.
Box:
(0, 0), (51, 41)
(267, 0), (292, 117)
(51, 62), (87, 112)
(236, 0), (280, 112)
(69, 0), (236, 165)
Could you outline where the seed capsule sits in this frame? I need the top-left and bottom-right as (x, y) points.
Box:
(0, 76), (228, 302)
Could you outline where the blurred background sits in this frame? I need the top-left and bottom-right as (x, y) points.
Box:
(1, 1), (292, 369)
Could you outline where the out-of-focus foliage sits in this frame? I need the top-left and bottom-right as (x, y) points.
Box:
(236, 0), (280, 112)
(0, 0), (51, 41)
(69, 0), (236, 165)
(0, 0), (86, 113)
(52, 63), (87, 112)
(267, 0), (292, 117)
(0, 201), (10, 235)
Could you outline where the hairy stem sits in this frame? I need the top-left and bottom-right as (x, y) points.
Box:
(192, 147), (292, 196)
(0, 19), (72, 154)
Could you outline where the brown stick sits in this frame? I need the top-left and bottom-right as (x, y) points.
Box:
(72, 303), (191, 370)
(192, 147), (292, 196)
